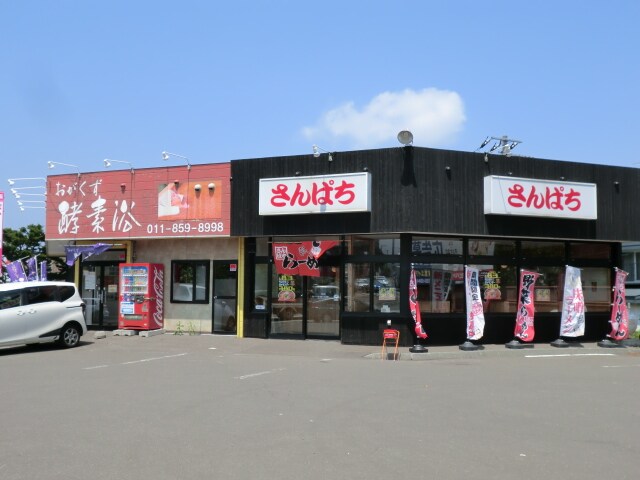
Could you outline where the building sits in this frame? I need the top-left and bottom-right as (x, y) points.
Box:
(45, 146), (640, 346)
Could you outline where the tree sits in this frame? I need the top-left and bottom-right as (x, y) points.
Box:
(2, 224), (69, 282)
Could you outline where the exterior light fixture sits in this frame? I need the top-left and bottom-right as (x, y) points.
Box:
(8, 177), (45, 186)
(48, 161), (80, 175)
(104, 158), (134, 174)
(312, 145), (333, 162)
(162, 151), (191, 170)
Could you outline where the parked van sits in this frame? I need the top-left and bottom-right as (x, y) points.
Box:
(0, 281), (87, 348)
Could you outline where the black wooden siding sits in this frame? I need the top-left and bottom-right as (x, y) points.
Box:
(231, 146), (640, 242)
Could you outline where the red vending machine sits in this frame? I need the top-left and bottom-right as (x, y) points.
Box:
(118, 263), (165, 330)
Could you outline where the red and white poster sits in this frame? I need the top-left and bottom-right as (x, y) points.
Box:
(464, 266), (485, 340)
(514, 270), (541, 342)
(272, 241), (338, 277)
(559, 266), (585, 337)
(608, 268), (629, 341)
(410, 268), (427, 339)
(431, 269), (452, 302)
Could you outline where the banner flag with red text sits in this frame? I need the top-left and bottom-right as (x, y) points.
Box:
(559, 266), (585, 337)
(608, 268), (629, 341)
(272, 241), (338, 277)
(514, 270), (541, 342)
(431, 269), (452, 302)
(464, 266), (485, 340)
(410, 268), (427, 339)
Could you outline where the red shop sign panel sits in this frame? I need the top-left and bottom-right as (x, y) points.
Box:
(45, 164), (231, 240)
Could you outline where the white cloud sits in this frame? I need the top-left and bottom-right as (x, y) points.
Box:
(302, 88), (466, 148)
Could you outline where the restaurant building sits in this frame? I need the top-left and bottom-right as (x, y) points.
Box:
(233, 146), (639, 346)
(45, 146), (640, 346)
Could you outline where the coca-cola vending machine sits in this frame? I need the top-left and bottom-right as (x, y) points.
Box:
(118, 263), (164, 330)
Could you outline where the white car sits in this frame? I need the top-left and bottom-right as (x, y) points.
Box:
(0, 281), (87, 348)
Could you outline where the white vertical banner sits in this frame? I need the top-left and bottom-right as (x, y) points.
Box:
(559, 266), (586, 337)
(465, 266), (485, 340)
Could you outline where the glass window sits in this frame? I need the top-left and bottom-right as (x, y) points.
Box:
(373, 262), (400, 313)
(24, 286), (57, 305)
(345, 263), (371, 312)
(59, 286), (76, 302)
(255, 238), (269, 257)
(271, 271), (303, 326)
(581, 267), (611, 312)
(351, 235), (400, 255)
(412, 237), (463, 256)
(569, 243), (612, 260)
(171, 260), (210, 303)
(622, 252), (637, 282)
(465, 264), (519, 313)
(468, 239), (516, 258)
(413, 264), (465, 313)
(253, 263), (269, 311)
(521, 241), (565, 260)
(0, 290), (22, 310)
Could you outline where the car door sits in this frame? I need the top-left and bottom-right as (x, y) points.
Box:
(21, 285), (61, 342)
(0, 288), (26, 346)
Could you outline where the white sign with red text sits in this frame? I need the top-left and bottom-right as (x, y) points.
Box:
(259, 172), (371, 215)
(483, 175), (597, 220)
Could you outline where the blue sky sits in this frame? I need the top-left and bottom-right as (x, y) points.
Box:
(1, 0), (638, 228)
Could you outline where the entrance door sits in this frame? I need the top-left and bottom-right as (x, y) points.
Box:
(270, 267), (340, 338)
(307, 268), (340, 338)
(81, 263), (120, 328)
(212, 261), (237, 334)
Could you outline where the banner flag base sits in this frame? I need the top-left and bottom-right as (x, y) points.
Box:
(550, 338), (583, 348)
(409, 344), (428, 353)
(505, 338), (534, 349)
(597, 337), (625, 348)
(459, 339), (484, 351)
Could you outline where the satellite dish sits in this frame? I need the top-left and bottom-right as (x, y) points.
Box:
(397, 130), (413, 145)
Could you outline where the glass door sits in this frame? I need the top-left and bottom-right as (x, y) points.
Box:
(269, 267), (341, 339)
(81, 262), (120, 328)
(212, 261), (238, 334)
(270, 272), (304, 337)
(307, 268), (340, 338)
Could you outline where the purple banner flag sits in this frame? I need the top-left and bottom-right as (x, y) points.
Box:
(65, 243), (112, 266)
(6, 261), (27, 282)
(40, 260), (48, 281)
(26, 256), (38, 281)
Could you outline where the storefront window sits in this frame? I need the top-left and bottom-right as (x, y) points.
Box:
(345, 262), (400, 313)
(569, 242), (612, 260)
(171, 260), (209, 303)
(412, 237), (463, 256)
(521, 241), (565, 260)
(468, 239), (516, 258)
(350, 235), (400, 255)
(581, 267), (611, 312)
(466, 264), (518, 313)
(412, 264), (464, 313)
(345, 263), (371, 312)
(252, 263), (269, 311)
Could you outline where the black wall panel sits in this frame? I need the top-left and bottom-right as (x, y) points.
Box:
(232, 147), (640, 242)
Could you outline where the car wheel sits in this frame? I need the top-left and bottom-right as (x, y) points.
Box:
(59, 324), (81, 348)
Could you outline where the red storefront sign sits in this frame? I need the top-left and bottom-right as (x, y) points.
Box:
(484, 175), (597, 219)
(259, 173), (371, 215)
(46, 164), (231, 240)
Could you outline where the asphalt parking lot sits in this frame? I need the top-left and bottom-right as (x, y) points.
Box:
(1, 333), (639, 480)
